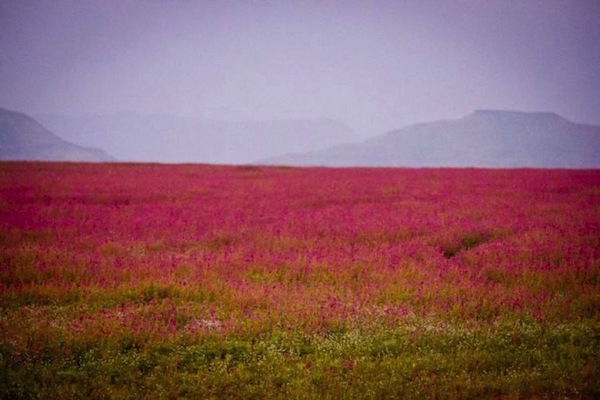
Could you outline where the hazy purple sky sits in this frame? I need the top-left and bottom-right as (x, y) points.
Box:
(1, 0), (599, 136)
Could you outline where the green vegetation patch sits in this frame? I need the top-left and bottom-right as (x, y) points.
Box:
(1, 318), (598, 399)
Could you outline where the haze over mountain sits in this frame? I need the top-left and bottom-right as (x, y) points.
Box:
(0, 108), (113, 162)
(2, 2), (599, 137)
(36, 114), (358, 164)
(2, 2), (599, 166)
(261, 110), (600, 168)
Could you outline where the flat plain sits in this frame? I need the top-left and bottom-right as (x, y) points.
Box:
(1, 162), (598, 399)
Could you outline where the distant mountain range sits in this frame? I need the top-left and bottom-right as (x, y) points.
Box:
(36, 113), (359, 164)
(261, 110), (600, 168)
(4, 108), (598, 167)
(0, 108), (113, 162)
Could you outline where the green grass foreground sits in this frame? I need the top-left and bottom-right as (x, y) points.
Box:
(1, 316), (598, 399)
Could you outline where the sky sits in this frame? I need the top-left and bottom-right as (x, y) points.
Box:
(1, 0), (599, 137)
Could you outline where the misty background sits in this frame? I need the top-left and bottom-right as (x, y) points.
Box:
(2, 0), (599, 135)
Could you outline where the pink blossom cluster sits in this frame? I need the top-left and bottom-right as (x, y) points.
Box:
(0, 163), (598, 339)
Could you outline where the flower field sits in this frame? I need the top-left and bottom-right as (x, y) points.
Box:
(1, 162), (599, 399)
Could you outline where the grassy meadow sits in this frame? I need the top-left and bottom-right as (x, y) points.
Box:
(1, 162), (598, 399)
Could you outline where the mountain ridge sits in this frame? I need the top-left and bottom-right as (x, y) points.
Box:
(261, 110), (600, 168)
(0, 108), (114, 162)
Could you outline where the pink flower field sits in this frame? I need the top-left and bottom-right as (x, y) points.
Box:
(1, 162), (599, 399)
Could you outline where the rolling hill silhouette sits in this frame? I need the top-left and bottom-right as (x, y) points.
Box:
(262, 110), (600, 168)
(0, 108), (113, 162)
